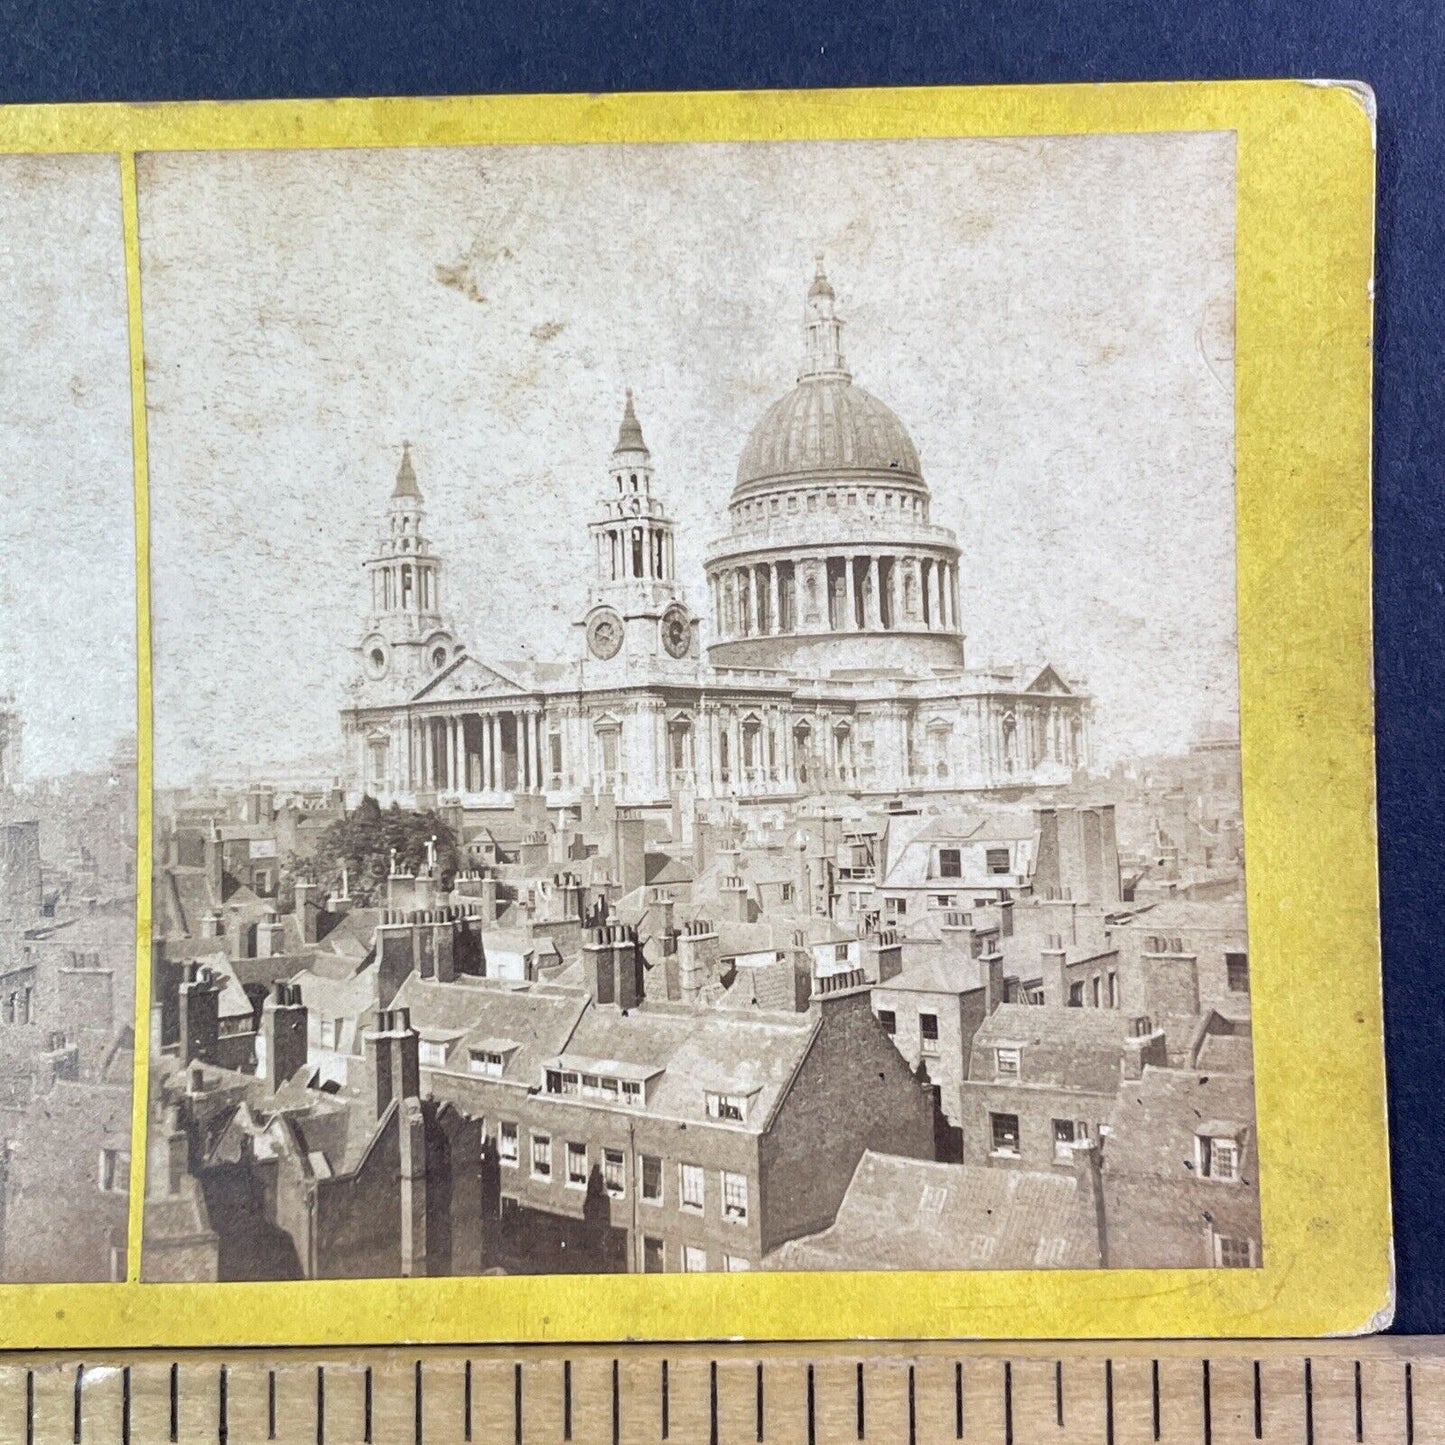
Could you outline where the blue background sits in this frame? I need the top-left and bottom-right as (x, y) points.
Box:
(2, 0), (1440, 1334)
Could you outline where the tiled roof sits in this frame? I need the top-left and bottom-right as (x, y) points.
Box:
(1105, 1068), (1258, 1182)
(969, 1004), (1139, 1091)
(767, 1151), (1096, 1271)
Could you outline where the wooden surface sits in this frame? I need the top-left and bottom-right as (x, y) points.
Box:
(3, 1338), (1440, 1444)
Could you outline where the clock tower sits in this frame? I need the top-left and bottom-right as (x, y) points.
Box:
(577, 392), (698, 676)
(351, 443), (462, 704)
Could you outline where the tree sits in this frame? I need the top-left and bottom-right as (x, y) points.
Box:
(309, 798), (461, 905)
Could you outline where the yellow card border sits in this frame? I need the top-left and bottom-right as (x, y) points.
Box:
(0, 80), (1383, 1346)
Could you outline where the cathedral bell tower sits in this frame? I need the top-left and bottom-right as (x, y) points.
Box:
(352, 443), (460, 701)
(577, 392), (698, 674)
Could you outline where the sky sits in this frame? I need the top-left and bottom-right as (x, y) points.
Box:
(0, 155), (136, 780)
(138, 134), (1236, 788)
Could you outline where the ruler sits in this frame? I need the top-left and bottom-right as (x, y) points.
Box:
(4, 1339), (1438, 1444)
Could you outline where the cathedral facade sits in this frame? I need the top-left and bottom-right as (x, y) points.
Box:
(341, 264), (1090, 816)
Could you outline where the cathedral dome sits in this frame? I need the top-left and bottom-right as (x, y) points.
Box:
(733, 377), (923, 501)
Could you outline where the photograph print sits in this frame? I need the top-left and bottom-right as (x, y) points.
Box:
(137, 133), (1256, 1281)
(0, 154), (139, 1283)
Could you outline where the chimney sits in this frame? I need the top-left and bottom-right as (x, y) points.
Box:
(582, 926), (616, 1005)
(177, 963), (223, 1066)
(1141, 937), (1200, 1017)
(154, 1103), (189, 1196)
(1071, 1135), (1109, 1268)
(613, 924), (643, 1011)
(260, 981), (308, 1091)
(1040, 935), (1069, 1007)
(363, 1006), (421, 1122)
(1122, 1015), (1167, 1079)
(720, 874), (750, 923)
(294, 880), (321, 944)
(199, 910), (224, 941)
(650, 888), (676, 945)
(866, 927), (903, 985)
(375, 910), (419, 1009)
(982, 951), (1006, 1014)
(257, 909), (287, 958)
(676, 919), (720, 1004)
(203, 834), (224, 903)
(612, 809), (646, 896)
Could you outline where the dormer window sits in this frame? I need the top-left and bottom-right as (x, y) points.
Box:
(418, 1040), (449, 1068)
(937, 848), (962, 879)
(469, 1049), (505, 1077)
(985, 847), (1011, 875)
(622, 1080), (643, 1107)
(706, 1091), (747, 1122)
(995, 1046), (1021, 1079)
(1195, 1128), (1245, 1181)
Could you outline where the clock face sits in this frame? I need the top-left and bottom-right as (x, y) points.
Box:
(587, 608), (624, 660)
(662, 605), (691, 659)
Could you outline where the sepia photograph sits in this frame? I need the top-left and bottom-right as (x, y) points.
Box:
(137, 133), (1256, 1281)
(0, 154), (139, 1283)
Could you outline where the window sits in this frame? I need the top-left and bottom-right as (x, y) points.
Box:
(1052, 1119), (1079, 1162)
(878, 1008), (897, 1036)
(1068, 981), (1085, 1007)
(419, 1040), (448, 1068)
(683, 1245), (708, 1273)
(530, 1131), (552, 1180)
(919, 1012), (940, 1056)
(722, 1171), (749, 1222)
(640, 1153), (663, 1203)
(318, 1018), (337, 1049)
(1226, 953), (1250, 993)
(932, 894), (957, 909)
(604, 1148), (626, 1197)
(995, 1046), (1020, 1079)
(566, 1141), (588, 1188)
(99, 1148), (129, 1194)
(937, 848), (963, 879)
(545, 1069), (580, 1096)
(985, 847), (1011, 875)
(724, 1254), (752, 1272)
(470, 1049), (504, 1078)
(643, 1236), (665, 1273)
(1091, 975), (1102, 1007)
(706, 1092), (746, 1122)
(885, 896), (907, 918)
(834, 942), (851, 963)
(1199, 1135), (1240, 1181)
(622, 1080), (643, 1108)
(990, 1112), (1021, 1157)
(1215, 1236), (1253, 1268)
(1107, 970), (1118, 1008)
(499, 1121), (519, 1166)
(679, 1163), (705, 1212)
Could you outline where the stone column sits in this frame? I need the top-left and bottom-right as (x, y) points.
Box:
(866, 555), (880, 629)
(933, 560), (946, 631)
(422, 718), (435, 788)
(536, 713), (547, 789)
(748, 567), (761, 637)
(888, 557), (901, 630)
(843, 556), (857, 632)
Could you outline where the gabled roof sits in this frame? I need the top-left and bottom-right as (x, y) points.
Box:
(969, 1004), (1139, 1092)
(766, 1152), (1097, 1271)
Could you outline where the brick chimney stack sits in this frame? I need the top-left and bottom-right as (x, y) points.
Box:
(363, 1006), (421, 1122)
(177, 963), (223, 1066)
(1040, 934), (1069, 1007)
(261, 981), (308, 1091)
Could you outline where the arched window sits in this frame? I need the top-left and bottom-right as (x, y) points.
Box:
(401, 563), (414, 608)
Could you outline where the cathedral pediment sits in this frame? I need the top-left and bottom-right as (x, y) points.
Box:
(1023, 664), (1075, 696)
(411, 654), (535, 702)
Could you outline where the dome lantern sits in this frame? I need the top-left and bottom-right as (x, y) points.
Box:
(800, 255), (850, 383)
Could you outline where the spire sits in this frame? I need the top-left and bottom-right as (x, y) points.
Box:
(392, 441), (422, 500)
(612, 389), (649, 456)
(800, 255), (849, 382)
